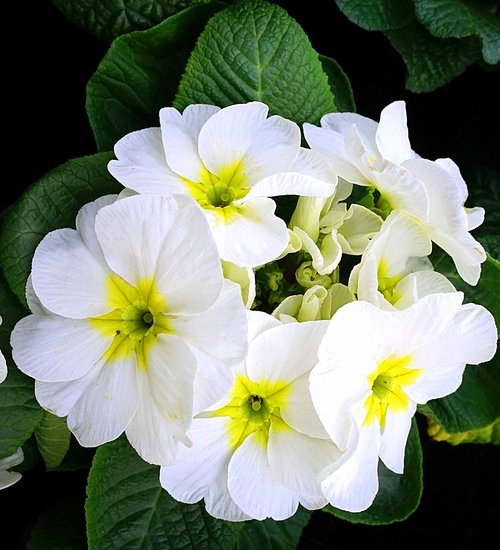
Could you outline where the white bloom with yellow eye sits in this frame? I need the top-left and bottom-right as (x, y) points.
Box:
(349, 211), (456, 310)
(108, 101), (335, 268)
(303, 100), (486, 285)
(160, 311), (342, 521)
(310, 293), (497, 513)
(11, 194), (248, 466)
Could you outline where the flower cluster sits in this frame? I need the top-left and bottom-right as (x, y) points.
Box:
(6, 101), (497, 518)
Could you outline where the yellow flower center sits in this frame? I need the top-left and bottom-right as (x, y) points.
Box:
(364, 354), (421, 428)
(205, 374), (292, 450)
(89, 274), (172, 370)
(182, 161), (250, 222)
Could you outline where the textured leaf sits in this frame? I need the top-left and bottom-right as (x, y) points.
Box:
(236, 508), (311, 549)
(385, 21), (480, 92)
(86, 3), (224, 150)
(35, 411), (72, 471)
(0, 274), (43, 460)
(174, 0), (335, 125)
(86, 436), (242, 550)
(414, 0), (500, 64)
(52, 0), (214, 42)
(334, 0), (415, 30)
(319, 54), (356, 112)
(427, 415), (500, 445)
(324, 419), (423, 524)
(0, 152), (121, 305)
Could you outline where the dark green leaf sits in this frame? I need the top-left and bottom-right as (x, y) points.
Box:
(319, 54), (356, 112)
(52, 0), (216, 42)
(236, 508), (311, 549)
(86, 436), (242, 549)
(323, 419), (423, 524)
(0, 274), (43, 460)
(28, 495), (87, 550)
(385, 21), (480, 92)
(414, 0), (500, 64)
(35, 412), (72, 471)
(427, 412), (500, 444)
(0, 152), (121, 305)
(174, 0), (335, 125)
(86, 3), (224, 150)
(334, 0), (415, 30)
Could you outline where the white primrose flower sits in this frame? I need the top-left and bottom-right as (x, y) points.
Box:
(349, 211), (456, 310)
(303, 100), (486, 285)
(160, 311), (342, 521)
(11, 194), (248, 466)
(108, 101), (335, 268)
(0, 316), (7, 383)
(0, 447), (24, 490)
(310, 293), (497, 513)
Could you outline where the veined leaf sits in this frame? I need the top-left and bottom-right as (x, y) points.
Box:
(35, 411), (72, 471)
(334, 0), (415, 30)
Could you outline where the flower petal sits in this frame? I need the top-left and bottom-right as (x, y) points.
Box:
(160, 104), (219, 181)
(126, 333), (197, 465)
(31, 228), (110, 318)
(320, 420), (380, 513)
(268, 426), (340, 509)
(108, 127), (185, 194)
(376, 100), (414, 165)
(243, 171), (334, 201)
(228, 432), (298, 520)
(11, 314), (112, 382)
(379, 404), (415, 474)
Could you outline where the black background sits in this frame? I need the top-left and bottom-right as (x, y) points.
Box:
(2, 1), (500, 548)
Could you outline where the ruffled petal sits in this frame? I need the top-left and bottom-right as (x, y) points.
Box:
(243, 171), (334, 201)
(11, 314), (112, 382)
(126, 333), (197, 465)
(376, 100), (414, 164)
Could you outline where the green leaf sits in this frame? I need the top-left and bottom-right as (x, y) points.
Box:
(0, 152), (121, 305)
(52, 0), (216, 42)
(323, 419), (423, 524)
(334, 0), (416, 30)
(86, 436), (242, 550)
(35, 411), (72, 471)
(422, 351), (500, 433)
(427, 415), (500, 445)
(28, 495), (87, 550)
(86, 3), (224, 151)
(236, 508), (311, 549)
(385, 21), (480, 92)
(0, 274), (43, 460)
(318, 55), (356, 112)
(414, 0), (500, 64)
(174, 0), (336, 125)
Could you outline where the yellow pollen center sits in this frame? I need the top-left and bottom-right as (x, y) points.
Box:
(364, 354), (421, 428)
(89, 274), (172, 369)
(182, 161), (250, 222)
(203, 374), (292, 450)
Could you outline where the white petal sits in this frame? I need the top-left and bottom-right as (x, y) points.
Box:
(247, 310), (282, 342)
(407, 301), (498, 403)
(465, 206), (485, 231)
(126, 334), (197, 465)
(376, 100), (414, 164)
(293, 226), (341, 275)
(337, 204), (383, 255)
(31, 228), (110, 318)
(67, 355), (139, 448)
(244, 171), (334, 201)
(159, 416), (230, 503)
(0, 351), (6, 383)
(247, 321), (329, 383)
(379, 404), (415, 474)
(228, 432), (298, 520)
(434, 157), (468, 202)
(320, 111), (378, 146)
(204, 468), (251, 521)
(303, 123), (370, 185)
(198, 102), (300, 183)
(218, 198), (288, 267)
(11, 314), (112, 382)
(291, 147), (338, 187)
(320, 420), (380, 513)
(221, 261), (256, 309)
(108, 127), (185, 194)
(268, 426), (340, 509)
(160, 105), (219, 182)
